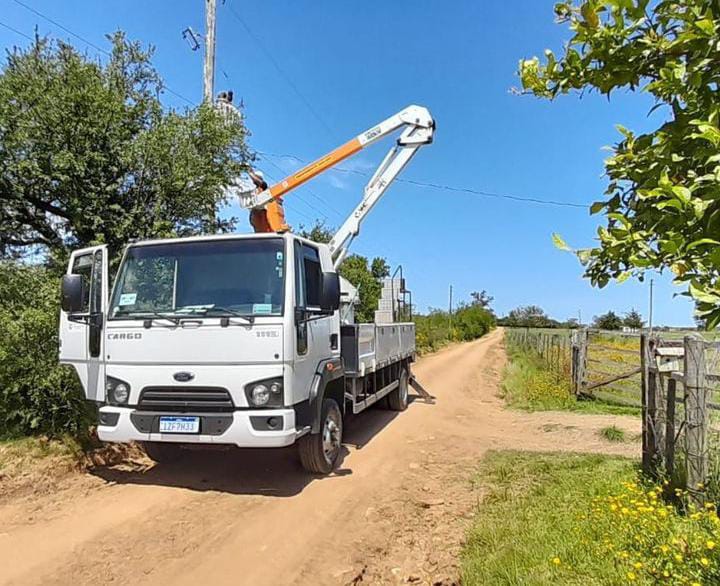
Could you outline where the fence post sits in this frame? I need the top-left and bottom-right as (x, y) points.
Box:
(665, 377), (677, 479)
(641, 334), (662, 477)
(577, 329), (588, 396)
(684, 335), (708, 506)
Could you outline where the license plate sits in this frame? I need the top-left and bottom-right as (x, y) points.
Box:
(159, 416), (200, 434)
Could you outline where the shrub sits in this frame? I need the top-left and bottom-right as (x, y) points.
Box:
(0, 262), (92, 438)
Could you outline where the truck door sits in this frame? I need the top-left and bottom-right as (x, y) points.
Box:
(293, 242), (336, 399)
(59, 245), (108, 402)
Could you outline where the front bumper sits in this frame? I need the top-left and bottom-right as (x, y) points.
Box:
(97, 406), (301, 448)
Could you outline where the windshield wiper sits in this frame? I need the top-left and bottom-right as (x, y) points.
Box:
(114, 309), (181, 326)
(204, 306), (256, 325)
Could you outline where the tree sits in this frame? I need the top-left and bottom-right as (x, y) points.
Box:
(0, 33), (249, 263)
(623, 307), (645, 329)
(298, 221), (390, 322)
(593, 310), (624, 330)
(520, 1), (720, 328)
(470, 289), (494, 309)
(502, 305), (557, 328)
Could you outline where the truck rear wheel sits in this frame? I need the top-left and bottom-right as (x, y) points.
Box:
(387, 368), (409, 411)
(142, 442), (185, 464)
(298, 398), (343, 475)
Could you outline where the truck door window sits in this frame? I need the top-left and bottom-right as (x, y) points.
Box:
(88, 250), (103, 357)
(294, 241), (308, 355)
(302, 245), (322, 308)
(71, 253), (93, 313)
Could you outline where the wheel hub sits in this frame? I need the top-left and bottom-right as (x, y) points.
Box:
(322, 414), (341, 461)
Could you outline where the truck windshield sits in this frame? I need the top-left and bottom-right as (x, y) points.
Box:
(109, 238), (285, 319)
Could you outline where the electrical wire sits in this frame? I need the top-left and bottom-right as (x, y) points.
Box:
(226, 3), (336, 140)
(258, 151), (590, 210)
(0, 19), (33, 41)
(8, 0), (195, 106)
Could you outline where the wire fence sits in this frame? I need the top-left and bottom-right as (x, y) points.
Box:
(505, 327), (720, 506)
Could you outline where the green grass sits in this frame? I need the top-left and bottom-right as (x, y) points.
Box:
(462, 451), (637, 585)
(599, 425), (627, 443)
(501, 348), (640, 416)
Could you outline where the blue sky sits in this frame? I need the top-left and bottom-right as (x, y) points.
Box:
(0, 0), (697, 326)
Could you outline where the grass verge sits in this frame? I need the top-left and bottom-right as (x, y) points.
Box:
(462, 451), (720, 585)
(501, 347), (640, 416)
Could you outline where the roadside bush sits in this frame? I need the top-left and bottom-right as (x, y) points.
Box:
(414, 304), (495, 353)
(0, 262), (92, 438)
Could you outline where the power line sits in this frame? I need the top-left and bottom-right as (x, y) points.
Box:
(225, 4), (336, 139)
(0, 19), (33, 41)
(11, 0), (109, 55)
(8, 0), (195, 106)
(258, 151), (590, 210)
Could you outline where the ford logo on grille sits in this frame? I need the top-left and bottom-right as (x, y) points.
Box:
(173, 372), (195, 383)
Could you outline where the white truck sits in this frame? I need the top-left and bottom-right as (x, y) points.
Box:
(59, 104), (434, 474)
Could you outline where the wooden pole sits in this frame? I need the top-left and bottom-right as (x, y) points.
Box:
(684, 335), (708, 506)
(203, 0), (217, 103)
(665, 377), (676, 479)
(577, 329), (588, 396)
(640, 334), (662, 477)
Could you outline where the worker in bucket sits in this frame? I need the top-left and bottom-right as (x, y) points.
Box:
(247, 169), (290, 233)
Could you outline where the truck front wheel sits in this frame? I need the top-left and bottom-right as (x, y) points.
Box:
(387, 368), (409, 411)
(142, 442), (185, 464)
(298, 398), (343, 474)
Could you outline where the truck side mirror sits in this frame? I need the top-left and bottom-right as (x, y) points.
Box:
(61, 274), (85, 313)
(319, 272), (340, 313)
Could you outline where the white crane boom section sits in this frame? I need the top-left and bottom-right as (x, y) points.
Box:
(229, 103), (435, 267)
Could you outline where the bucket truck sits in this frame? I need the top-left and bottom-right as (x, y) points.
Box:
(58, 105), (434, 474)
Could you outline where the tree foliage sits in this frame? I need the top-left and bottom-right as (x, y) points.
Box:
(593, 310), (624, 330)
(520, 0), (720, 327)
(0, 262), (91, 438)
(623, 307), (645, 329)
(0, 33), (249, 263)
(501, 305), (557, 328)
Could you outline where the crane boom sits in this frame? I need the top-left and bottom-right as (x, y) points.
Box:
(229, 104), (435, 268)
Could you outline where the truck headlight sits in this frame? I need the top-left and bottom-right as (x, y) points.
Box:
(106, 376), (131, 405)
(245, 378), (283, 407)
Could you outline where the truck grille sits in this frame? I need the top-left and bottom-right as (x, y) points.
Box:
(137, 387), (234, 412)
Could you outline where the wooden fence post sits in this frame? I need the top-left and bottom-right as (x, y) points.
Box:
(577, 329), (588, 396)
(641, 334), (663, 477)
(665, 377), (677, 479)
(684, 335), (708, 506)
(641, 333), (652, 475)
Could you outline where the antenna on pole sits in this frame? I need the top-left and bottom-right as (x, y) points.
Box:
(182, 27), (201, 51)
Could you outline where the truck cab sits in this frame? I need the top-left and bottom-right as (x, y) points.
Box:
(59, 232), (363, 472)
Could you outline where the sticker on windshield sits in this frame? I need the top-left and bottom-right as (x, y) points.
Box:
(118, 293), (137, 306)
(253, 303), (273, 315)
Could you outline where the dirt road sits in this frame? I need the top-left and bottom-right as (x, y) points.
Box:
(0, 330), (639, 585)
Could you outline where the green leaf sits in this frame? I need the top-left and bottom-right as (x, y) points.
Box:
(689, 282), (720, 305)
(590, 201), (606, 214)
(551, 233), (572, 251)
(686, 238), (720, 251)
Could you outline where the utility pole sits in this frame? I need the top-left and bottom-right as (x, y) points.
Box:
(448, 285), (453, 339)
(648, 277), (654, 334)
(578, 309), (582, 327)
(203, 0), (217, 103)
